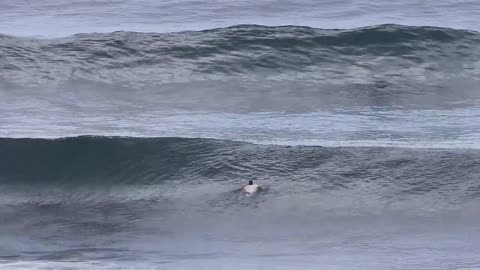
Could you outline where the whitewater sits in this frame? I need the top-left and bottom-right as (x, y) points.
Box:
(1, 1), (480, 269)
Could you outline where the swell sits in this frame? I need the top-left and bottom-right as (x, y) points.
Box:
(1, 24), (479, 88)
(1, 136), (480, 210)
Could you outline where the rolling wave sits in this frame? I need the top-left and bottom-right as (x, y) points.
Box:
(1, 136), (480, 211)
(1, 24), (479, 89)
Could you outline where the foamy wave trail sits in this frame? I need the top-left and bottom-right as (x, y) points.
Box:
(1, 136), (480, 213)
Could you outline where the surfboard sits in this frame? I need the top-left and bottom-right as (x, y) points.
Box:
(243, 184), (258, 196)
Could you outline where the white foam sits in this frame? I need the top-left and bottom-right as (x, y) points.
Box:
(1, 107), (479, 149)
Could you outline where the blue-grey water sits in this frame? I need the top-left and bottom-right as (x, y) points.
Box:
(1, 1), (480, 269)
(2, 0), (480, 38)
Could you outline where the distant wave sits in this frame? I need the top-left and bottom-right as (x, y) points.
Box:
(1, 136), (480, 211)
(1, 24), (479, 89)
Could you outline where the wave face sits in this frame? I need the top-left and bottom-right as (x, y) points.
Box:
(2, 136), (480, 212)
(1, 24), (479, 95)
(3, 135), (480, 270)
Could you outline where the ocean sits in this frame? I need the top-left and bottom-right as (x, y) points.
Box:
(1, 1), (480, 269)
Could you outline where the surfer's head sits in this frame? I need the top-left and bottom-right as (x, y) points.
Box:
(249, 180), (253, 185)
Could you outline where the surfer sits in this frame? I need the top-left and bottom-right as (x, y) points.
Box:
(242, 180), (259, 195)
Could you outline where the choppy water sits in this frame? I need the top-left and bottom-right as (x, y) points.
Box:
(1, 1), (480, 269)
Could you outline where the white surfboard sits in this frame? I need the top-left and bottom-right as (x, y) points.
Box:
(243, 184), (258, 196)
